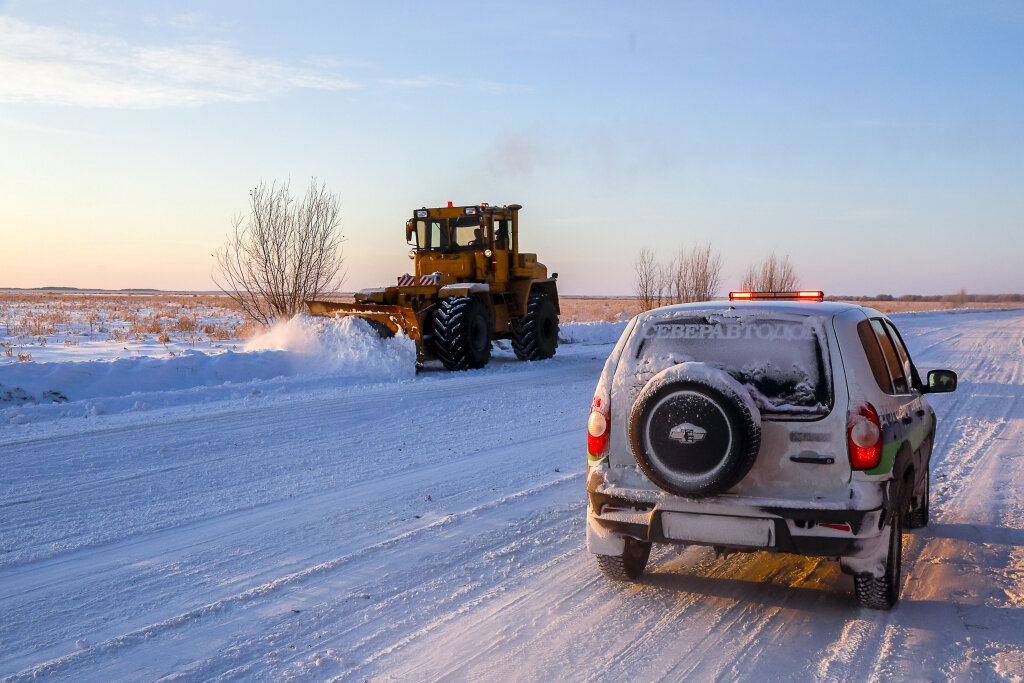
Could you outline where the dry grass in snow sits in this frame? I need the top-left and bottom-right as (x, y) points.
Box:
(0, 291), (249, 361)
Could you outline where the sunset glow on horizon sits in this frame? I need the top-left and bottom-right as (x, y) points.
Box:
(2, 2), (1022, 296)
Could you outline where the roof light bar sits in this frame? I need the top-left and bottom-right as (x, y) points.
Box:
(729, 291), (824, 301)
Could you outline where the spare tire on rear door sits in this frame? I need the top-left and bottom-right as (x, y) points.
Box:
(629, 362), (761, 497)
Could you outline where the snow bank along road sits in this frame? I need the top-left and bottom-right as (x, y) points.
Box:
(2, 310), (1023, 681)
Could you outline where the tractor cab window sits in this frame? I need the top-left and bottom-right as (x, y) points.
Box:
(414, 220), (447, 251)
(412, 216), (491, 252)
(494, 220), (510, 250)
(451, 216), (489, 250)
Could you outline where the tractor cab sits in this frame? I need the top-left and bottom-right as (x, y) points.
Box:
(405, 204), (521, 286)
(407, 204), (515, 253)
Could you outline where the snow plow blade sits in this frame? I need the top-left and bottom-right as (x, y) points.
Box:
(306, 300), (424, 363)
(306, 301), (422, 340)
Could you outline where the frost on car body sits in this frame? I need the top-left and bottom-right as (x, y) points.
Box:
(585, 296), (958, 609)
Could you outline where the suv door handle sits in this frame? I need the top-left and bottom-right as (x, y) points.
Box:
(901, 416), (913, 424)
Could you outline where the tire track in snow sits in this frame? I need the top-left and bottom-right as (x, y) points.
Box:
(575, 552), (793, 682)
(815, 618), (874, 680)
(0, 353), (593, 570)
(655, 554), (831, 682)
(4, 474), (584, 681)
(0, 423), (578, 600)
(0, 422), (586, 675)
(185, 488), (591, 681)
(1, 348), (604, 678)
(0, 349), (594, 449)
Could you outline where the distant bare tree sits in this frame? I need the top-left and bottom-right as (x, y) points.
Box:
(664, 251), (683, 305)
(214, 178), (345, 325)
(665, 243), (723, 304)
(741, 252), (798, 292)
(635, 248), (664, 311)
(639, 243), (722, 310)
(686, 242), (722, 302)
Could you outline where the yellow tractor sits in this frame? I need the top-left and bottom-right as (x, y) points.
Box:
(307, 203), (559, 370)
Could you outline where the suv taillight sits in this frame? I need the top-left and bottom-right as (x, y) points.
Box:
(848, 403), (882, 470)
(588, 396), (609, 456)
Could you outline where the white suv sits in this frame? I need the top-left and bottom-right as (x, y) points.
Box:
(585, 293), (957, 609)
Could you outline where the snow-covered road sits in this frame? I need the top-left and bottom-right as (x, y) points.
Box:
(2, 310), (1023, 681)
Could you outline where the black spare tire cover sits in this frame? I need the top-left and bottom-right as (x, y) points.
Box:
(629, 362), (761, 497)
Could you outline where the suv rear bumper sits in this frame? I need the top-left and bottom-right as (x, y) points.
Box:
(589, 507), (883, 558)
(586, 483), (893, 561)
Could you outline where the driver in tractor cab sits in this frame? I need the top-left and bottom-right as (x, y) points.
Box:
(495, 224), (509, 250)
(470, 227), (487, 247)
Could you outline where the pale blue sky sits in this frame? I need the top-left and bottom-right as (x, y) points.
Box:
(1, 1), (1022, 295)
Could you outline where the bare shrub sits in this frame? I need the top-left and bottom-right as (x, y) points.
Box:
(741, 252), (799, 292)
(213, 178), (346, 326)
(666, 242), (722, 304)
(637, 243), (722, 310)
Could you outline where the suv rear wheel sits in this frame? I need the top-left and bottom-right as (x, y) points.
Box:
(854, 514), (903, 610)
(595, 538), (651, 581)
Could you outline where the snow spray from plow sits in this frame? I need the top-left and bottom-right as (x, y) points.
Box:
(245, 314), (417, 379)
(1, 315), (415, 414)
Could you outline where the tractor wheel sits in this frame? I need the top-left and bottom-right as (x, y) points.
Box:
(511, 293), (559, 361)
(432, 296), (491, 371)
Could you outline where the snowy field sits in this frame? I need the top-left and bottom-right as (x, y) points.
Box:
(1, 309), (1022, 681)
(0, 291), (244, 366)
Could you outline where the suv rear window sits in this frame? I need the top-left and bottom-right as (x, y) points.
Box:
(636, 316), (832, 416)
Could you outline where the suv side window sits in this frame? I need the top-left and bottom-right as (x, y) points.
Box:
(857, 320), (894, 393)
(882, 319), (919, 392)
(870, 319), (909, 394)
